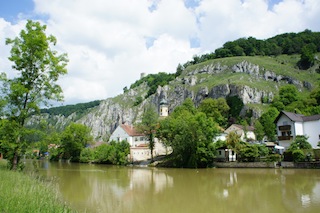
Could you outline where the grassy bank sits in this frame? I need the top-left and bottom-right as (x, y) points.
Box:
(0, 159), (75, 213)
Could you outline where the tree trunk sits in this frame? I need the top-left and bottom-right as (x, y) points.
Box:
(12, 150), (19, 171)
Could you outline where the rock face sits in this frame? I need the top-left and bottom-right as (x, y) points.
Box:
(32, 60), (313, 141)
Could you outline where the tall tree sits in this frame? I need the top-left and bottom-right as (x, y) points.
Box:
(157, 99), (219, 168)
(136, 105), (159, 162)
(0, 20), (68, 170)
(198, 98), (230, 127)
(60, 123), (92, 162)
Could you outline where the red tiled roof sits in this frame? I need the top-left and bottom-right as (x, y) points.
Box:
(121, 124), (145, 136)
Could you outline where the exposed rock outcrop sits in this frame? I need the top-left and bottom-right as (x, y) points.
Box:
(29, 59), (315, 141)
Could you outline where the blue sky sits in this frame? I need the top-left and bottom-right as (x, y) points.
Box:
(0, 0), (34, 22)
(0, 0), (319, 105)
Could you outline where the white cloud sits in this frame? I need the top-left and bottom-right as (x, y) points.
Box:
(0, 0), (319, 105)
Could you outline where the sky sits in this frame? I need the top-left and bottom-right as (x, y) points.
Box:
(0, 0), (319, 106)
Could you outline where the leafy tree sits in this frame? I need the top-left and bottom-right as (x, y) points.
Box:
(259, 107), (279, 141)
(198, 98), (230, 127)
(136, 105), (159, 162)
(59, 123), (92, 162)
(226, 131), (241, 150)
(279, 85), (300, 106)
(298, 44), (317, 69)
(157, 99), (218, 168)
(253, 120), (264, 142)
(288, 135), (312, 151)
(0, 20), (68, 170)
(226, 96), (244, 122)
(238, 143), (259, 162)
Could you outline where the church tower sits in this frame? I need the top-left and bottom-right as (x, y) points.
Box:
(159, 98), (169, 118)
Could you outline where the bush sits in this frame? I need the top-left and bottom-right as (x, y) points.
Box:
(314, 149), (320, 161)
(292, 149), (305, 162)
(238, 144), (259, 162)
(80, 148), (94, 163)
(266, 154), (281, 162)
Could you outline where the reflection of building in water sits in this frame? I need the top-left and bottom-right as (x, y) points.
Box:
(128, 168), (173, 194)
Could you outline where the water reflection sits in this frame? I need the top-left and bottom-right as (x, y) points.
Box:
(28, 160), (320, 213)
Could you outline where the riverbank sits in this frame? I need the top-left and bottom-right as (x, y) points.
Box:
(0, 159), (75, 213)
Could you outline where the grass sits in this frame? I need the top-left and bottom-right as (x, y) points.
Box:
(0, 159), (76, 213)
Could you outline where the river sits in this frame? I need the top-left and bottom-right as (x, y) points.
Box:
(29, 160), (320, 213)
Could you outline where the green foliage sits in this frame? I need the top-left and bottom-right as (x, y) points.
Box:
(0, 161), (74, 212)
(288, 135), (312, 151)
(253, 120), (264, 142)
(80, 141), (130, 165)
(298, 44), (317, 69)
(180, 30), (320, 69)
(158, 99), (219, 168)
(52, 123), (92, 162)
(266, 154), (282, 162)
(237, 143), (259, 162)
(226, 131), (241, 150)
(129, 72), (175, 98)
(0, 20), (68, 170)
(198, 97), (230, 127)
(292, 149), (305, 162)
(136, 105), (159, 161)
(259, 107), (279, 141)
(279, 84), (299, 106)
(40, 100), (101, 117)
(226, 96), (243, 121)
(133, 96), (143, 106)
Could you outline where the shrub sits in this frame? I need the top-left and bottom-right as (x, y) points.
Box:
(266, 154), (281, 162)
(314, 149), (320, 161)
(80, 148), (94, 163)
(292, 149), (305, 162)
(238, 144), (259, 162)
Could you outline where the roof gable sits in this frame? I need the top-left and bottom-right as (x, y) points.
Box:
(225, 124), (254, 133)
(275, 111), (320, 123)
(121, 124), (145, 136)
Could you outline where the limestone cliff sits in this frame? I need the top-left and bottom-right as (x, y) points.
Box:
(30, 57), (318, 141)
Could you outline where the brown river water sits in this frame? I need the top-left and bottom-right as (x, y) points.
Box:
(28, 160), (320, 213)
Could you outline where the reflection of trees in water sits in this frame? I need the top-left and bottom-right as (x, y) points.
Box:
(36, 162), (320, 213)
(280, 169), (320, 213)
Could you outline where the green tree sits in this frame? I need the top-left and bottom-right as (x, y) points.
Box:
(136, 105), (159, 162)
(288, 135), (312, 151)
(0, 20), (68, 170)
(59, 123), (92, 162)
(226, 131), (241, 150)
(253, 120), (265, 142)
(157, 99), (218, 168)
(198, 98), (230, 127)
(259, 107), (279, 141)
(279, 85), (299, 106)
(298, 44), (316, 69)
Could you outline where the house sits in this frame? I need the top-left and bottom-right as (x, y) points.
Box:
(275, 111), (320, 149)
(109, 124), (167, 162)
(215, 147), (237, 162)
(109, 124), (148, 147)
(224, 124), (256, 142)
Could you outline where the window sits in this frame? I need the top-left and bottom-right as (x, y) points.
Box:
(140, 137), (144, 141)
(219, 151), (222, 155)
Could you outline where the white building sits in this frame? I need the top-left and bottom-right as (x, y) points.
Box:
(224, 124), (256, 142)
(275, 111), (320, 149)
(109, 124), (167, 162)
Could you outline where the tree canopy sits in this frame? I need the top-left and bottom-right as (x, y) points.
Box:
(0, 20), (68, 170)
